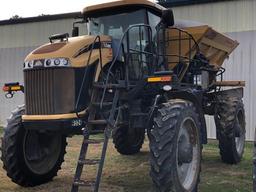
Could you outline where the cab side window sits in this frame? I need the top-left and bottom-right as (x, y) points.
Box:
(148, 11), (161, 36)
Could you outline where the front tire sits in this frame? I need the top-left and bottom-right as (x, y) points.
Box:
(1, 105), (67, 186)
(149, 100), (201, 192)
(214, 97), (246, 164)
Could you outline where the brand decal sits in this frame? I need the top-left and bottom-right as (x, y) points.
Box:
(72, 119), (83, 127)
(33, 60), (44, 67)
(102, 42), (112, 48)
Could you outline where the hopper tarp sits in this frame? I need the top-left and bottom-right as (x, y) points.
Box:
(165, 24), (239, 69)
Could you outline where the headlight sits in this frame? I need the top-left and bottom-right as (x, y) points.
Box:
(23, 58), (71, 70)
(54, 59), (60, 65)
(24, 61), (34, 69)
(45, 59), (52, 66)
(44, 58), (71, 67)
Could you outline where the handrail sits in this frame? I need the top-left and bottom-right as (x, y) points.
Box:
(83, 25), (201, 114)
(98, 24), (200, 104)
(166, 27), (200, 53)
(75, 35), (103, 118)
(156, 26), (201, 80)
(99, 24), (153, 109)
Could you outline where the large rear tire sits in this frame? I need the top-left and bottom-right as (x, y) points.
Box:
(149, 100), (201, 192)
(214, 97), (246, 164)
(1, 105), (67, 187)
(113, 123), (145, 155)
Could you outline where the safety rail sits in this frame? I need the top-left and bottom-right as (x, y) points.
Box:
(72, 24), (226, 119)
(75, 35), (103, 118)
(99, 24), (153, 109)
(98, 23), (226, 110)
(157, 27), (200, 80)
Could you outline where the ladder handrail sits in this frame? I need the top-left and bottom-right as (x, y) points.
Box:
(75, 35), (103, 118)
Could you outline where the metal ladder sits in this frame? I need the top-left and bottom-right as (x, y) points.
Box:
(71, 24), (153, 192)
(71, 83), (120, 192)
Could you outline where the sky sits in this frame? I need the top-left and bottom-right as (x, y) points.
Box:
(0, 0), (123, 20)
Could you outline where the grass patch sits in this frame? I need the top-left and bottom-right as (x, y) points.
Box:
(0, 137), (252, 192)
(200, 141), (252, 192)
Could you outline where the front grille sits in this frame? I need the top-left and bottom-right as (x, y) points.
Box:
(24, 68), (75, 115)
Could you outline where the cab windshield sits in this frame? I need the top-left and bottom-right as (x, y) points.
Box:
(88, 9), (147, 39)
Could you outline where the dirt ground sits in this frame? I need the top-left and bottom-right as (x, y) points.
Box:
(0, 135), (252, 192)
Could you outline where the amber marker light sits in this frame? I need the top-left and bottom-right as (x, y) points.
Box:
(2, 86), (9, 92)
(10, 86), (22, 91)
(2, 86), (21, 92)
(147, 76), (172, 83)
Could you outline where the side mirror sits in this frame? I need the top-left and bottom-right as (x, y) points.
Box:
(161, 9), (174, 27)
(72, 26), (79, 37)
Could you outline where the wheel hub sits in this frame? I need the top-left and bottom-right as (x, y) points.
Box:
(235, 110), (246, 155)
(178, 135), (193, 164)
(25, 132), (50, 161)
(23, 131), (62, 175)
(177, 117), (200, 191)
(235, 124), (242, 137)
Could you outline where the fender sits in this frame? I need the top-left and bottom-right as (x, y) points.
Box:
(167, 89), (208, 144)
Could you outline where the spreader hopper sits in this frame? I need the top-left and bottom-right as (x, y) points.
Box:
(165, 25), (239, 69)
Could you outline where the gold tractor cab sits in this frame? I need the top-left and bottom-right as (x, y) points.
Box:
(1, 0), (246, 192)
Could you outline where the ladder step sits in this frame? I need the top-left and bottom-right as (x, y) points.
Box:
(83, 139), (104, 144)
(78, 159), (100, 165)
(93, 83), (121, 89)
(92, 102), (113, 106)
(71, 89), (120, 192)
(88, 120), (107, 125)
(90, 129), (105, 134)
(73, 180), (95, 187)
(130, 113), (148, 116)
(92, 102), (113, 109)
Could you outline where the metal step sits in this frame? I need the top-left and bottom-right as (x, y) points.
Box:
(130, 112), (148, 116)
(88, 120), (107, 125)
(91, 102), (113, 109)
(90, 129), (105, 135)
(78, 159), (100, 165)
(73, 180), (95, 187)
(93, 83), (122, 89)
(92, 102), (113, 107)
(83, 139), (104, 144)
(71, 88), (120, 192)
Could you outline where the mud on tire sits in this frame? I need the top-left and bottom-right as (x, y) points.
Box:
(215, 97), (246, 164)
(149, 99), (201, 192)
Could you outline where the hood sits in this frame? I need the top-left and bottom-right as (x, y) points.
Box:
(25, 35), (113, 68)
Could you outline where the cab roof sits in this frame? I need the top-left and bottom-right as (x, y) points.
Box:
(82, 0), (166, 16)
